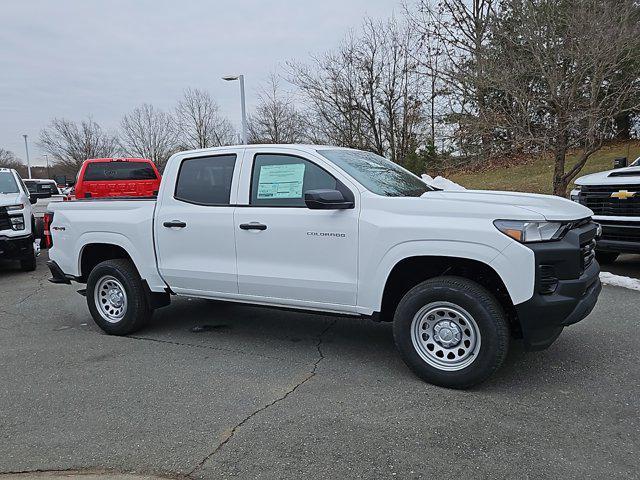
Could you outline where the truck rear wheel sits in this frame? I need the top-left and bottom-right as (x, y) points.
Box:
(393, 276), (509, 389)
(86, 259), (151, 335)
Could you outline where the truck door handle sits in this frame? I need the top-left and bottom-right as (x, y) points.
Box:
(239, 222), (267, 231)
(163, 220), (187, 228)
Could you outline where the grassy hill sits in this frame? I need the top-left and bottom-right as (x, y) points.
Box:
(447, 141), (640, 194)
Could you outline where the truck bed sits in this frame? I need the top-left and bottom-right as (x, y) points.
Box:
(47, 198), (166, 290)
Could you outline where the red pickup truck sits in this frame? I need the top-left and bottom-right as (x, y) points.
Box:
(74, 158), (161, 199)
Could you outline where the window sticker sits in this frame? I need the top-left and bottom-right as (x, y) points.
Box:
(257, 163), (306, 199)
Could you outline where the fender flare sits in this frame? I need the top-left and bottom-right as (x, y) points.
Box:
(360, 240), (533, 311)
(76, 232), (141, 274)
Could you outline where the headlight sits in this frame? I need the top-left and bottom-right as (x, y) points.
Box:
(494, 220), (565, 243)
(5, 204), (24, 211)
(569, 187), (581, 202)
(9, 215), (25, 230)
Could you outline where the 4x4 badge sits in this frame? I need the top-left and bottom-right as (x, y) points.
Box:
(610, 190), (636, 200)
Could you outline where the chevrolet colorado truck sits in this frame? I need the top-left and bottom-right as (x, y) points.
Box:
(572, 156), (640, 264)
(47, 145), (601, 388)
(0, 168), (40, 271)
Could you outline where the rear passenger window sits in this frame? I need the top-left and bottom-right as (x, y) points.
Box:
(175, 154), (237, 205)
(250, 154), (339, 207)
(83, 162), (157, 181)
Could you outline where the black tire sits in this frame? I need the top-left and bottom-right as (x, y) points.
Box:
(595, 250), (619, 265)
(20, 245), (37, 272)
(86, 259), (151, 335)
(393, 276), (509, 389)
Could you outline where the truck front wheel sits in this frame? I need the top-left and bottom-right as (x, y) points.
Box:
(393, 276), (509, 389)
(86, 259), (151, 335)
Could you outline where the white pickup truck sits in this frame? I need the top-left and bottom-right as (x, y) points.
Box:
(572, 156), (640, 264)
(47, 145), (601, 388)
(0, 168), (40, 271)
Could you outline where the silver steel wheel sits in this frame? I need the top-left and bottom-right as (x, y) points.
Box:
(94, 275), (128, 324)
(411, 301), (481, 371)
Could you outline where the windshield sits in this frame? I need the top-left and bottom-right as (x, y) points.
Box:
(317, 149), (431, 197)
(631, 157), (639, 167)
(0, 171), (19, 194)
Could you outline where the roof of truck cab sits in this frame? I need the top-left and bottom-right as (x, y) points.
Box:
(175, 144), (355, 157)
(83, 158), (153, 163)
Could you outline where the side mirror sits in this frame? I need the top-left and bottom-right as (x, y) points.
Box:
(29, 195), (38, 204)
(614, 157), (628, 169)
(304, 189), (354, 210)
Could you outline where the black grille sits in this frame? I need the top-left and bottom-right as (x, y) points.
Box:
(581, 239), (596, 270)
(539, 265), (558, 294)
(578, 185), (640, 217)
(0, 207), (11, 231)
(599, 221), (640, 243)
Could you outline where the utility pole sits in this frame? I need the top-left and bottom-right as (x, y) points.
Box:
(22, 134), (32, 179)
(222, 74), (248, 144)
(44, 154), (50, 179)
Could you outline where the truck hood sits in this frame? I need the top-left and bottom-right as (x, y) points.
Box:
(424, 189), (593, 221)
(575, 166), (640, 186)
(0, 193), (22, 207)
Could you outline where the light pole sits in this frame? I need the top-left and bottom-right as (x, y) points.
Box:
(22, 134), (32, 179)
(44, 154), (50, 179)
(222, 74), (247, 145)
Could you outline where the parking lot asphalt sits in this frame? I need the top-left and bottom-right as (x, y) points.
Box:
(1, 254), (639, 479)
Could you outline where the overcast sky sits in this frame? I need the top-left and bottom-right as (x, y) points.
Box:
(1, 0), (400, 166)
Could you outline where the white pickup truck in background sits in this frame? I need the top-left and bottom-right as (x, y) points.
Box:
(47, 145), (601, 388)
(0, 168), (40, 271)
(572, 156), (640, 264)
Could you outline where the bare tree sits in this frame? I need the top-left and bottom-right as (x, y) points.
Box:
(0, 148), (27, 176)
(248, 75), (308, 144)
(175, 88), (236, 149)
(408, 0), (498, 158)
(482, 0), (640, 195)
(120, 103), (178, 170)
(289, 17), (425, 165)
(38, 118), (119, 170)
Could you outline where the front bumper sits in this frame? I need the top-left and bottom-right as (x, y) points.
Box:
(514, 221), (602, 350)
(595, 220), (640, 254)
(0, 234), (33, 260)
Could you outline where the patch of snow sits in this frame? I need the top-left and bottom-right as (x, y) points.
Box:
(599, 271), (640, 292)
(421, 174), (466, 191)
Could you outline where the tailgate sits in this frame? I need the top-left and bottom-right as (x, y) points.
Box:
(82, 180), (158, 198)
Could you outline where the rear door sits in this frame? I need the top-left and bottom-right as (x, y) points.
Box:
(154, 151), (242, 295)
(234, 148), (360, 308)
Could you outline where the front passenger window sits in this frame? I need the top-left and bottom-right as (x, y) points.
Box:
(250, 154), (340, 207)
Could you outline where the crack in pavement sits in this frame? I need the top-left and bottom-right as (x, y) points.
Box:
(0, 468), (189, 479)
(5, 269), (50, 308)
(126, 335), (293, 363)
(187, 318), (337, 477)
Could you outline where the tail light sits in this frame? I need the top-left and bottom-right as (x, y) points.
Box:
(43, 212), (54, 249)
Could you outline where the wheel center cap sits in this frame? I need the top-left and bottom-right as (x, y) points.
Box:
(433, 320), (461, 348)
(109, 289), (123, 307)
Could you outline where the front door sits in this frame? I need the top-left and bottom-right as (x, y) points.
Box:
(234, 152), (359, 308)
(155, 152), (240, 295)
